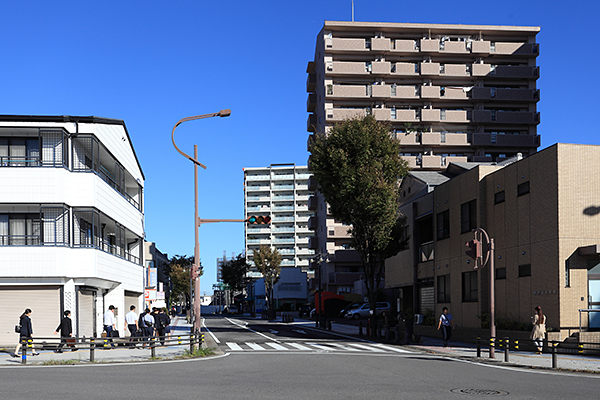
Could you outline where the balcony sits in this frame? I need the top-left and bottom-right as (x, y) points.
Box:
(391, 62), (419, 76)
(444, 110), (469, 123)
(471, 41), (491, 54)
(307, 93), (316, 112)
(422, 155), (442, 169)
(328, 84), (369, 98)
(308, 216), (318, 230)
(332, 249), (361, 263)
(421, 132), (441, 145)
(420, 39), (440, 52)
(308, 195), (318, 211)
(373, 108), (391, 121)
(308, 175), (318, 191)
(329, 61), (369, 74)
(443, 133), (468, 145)
(472, 64), (491, 76)
(372, 61), (390, 74)
(397, 132), (418, 145)
(442, 87), (468, 100)
(391, 39), (418, 53)
(371, 37), (390, 51)
(420, 62), (440, 76)
(330, 38), (368, 51)
(371, 84), (391, 98)
(329, 109), (367, 121)
(394, 110), (418, 122)
(471, 133), (540, 148)
(307, 113), (317, 132)
(493, 66), (539, 79)
(493, 42), (539, 56)
(421, 86), (440, 99)
(443, 156), (468, 165)
(394, 85), (418, 99)
(471, 87), (538, 101)
(441, 41), (469, 53)
(472, 110), (539, 124)
(402, 156), (418, 169)
(442, 64), (469, 77)
(306, 72), (316, 93)
(421, 109), (440, 122)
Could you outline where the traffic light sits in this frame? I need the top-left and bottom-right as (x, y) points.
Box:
(246, 215), (272, 224)
(465, 239), (482, 260)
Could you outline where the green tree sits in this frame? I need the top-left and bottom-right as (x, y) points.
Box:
(253, 245), (282, 319)
(166, 255), (198, 310)
(309, 115), (409, 325)
(220, 253), (249, 304)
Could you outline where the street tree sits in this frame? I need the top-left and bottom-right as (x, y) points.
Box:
(253, 245), (282, 319)
(220, 253), (249, 305)
(166, 255), (198, 310)
(309, 115), (410, 325)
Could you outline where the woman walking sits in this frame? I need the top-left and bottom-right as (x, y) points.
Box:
(531, 305), (546, 354)
(12, 308), (40, 357)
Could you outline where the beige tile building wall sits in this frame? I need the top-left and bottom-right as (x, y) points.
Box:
(387, 144), (600, 337)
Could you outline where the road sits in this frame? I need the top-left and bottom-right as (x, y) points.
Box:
(0, 314), (597, 400)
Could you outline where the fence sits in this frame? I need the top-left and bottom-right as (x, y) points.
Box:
(13, 332), (205, 365)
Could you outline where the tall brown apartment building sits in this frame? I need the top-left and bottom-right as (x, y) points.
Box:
(307, 21), (541, 299)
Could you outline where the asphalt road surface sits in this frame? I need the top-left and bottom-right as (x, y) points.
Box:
(0, 315), (597, 400)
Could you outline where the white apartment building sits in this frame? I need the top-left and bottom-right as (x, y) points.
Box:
(244, 164), (315, 271)
(0, 115), (145, 345)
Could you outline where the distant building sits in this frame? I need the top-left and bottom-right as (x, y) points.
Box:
(0, 115), (145, 345)
(386, 143), (600, 340)
(244, 164), (315, 310)
(144, 241), (169, 309)
(307, 20), (541, 300)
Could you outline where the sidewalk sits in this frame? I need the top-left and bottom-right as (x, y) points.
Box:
(278, 315), (600, 374)
(0, 316), (210, 366)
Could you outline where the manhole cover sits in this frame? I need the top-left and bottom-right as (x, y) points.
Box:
(451, 388), (509, 396)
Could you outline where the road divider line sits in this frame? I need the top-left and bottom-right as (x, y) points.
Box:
(225, 317), (280, 343)
(202, 318), (220, 344)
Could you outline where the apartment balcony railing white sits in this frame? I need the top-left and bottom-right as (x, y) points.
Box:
(273, 185), (294, 190)
(274, 238), (295, 243)
(246, 175), (270, 181)
(272, 174), (294, 180)
(273, 206), (294, 211)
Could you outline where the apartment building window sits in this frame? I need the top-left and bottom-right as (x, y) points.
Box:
(494, 191), (505, 205)
(491, 110), (497, 122)
(0, 213), (41, 245)
(517, 181), (530, 196)
(439, 63), (446, 74)
(460, 200), (477, 233)
(440, 87), (446, 97)
(440, 110), (446, 120)
(565, 260), (570, 287)
(0, 138), (40, 166)
(491, 132), (497, 143)
(437, 275), (451, 303)
(495, 267), (506, 280)
(436, 210), (450, 240)
(462, 271), (478, 302)
(338, 286), (354, 295)
(391, 84), (397, 96)
(391, 107), (397, 120)
(365, 39), (371, 49)
(519, 264), (531, 277)
(490, 41), (496, 52)
(365, 62), (372, 73)
(414, 63), (420, 74)
(440, 132), (447, 143)
(327, 84), (333, 95)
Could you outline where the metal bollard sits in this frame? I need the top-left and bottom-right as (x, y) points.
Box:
(552, 341), (558, 369)
(489, 337), (495, 359)
(151, 336), (156, 358)
(476, 336), (481, 358)
(178, 335), (182, 345)
(578, 343), (583, 355)
(190, 333), (194, 353)
(90, 337), (95, 363)
(201, 334), (205, 348)
(504, 337), (509, 363)
(21, 338), (27, 364)
(514, 340), (519, 350)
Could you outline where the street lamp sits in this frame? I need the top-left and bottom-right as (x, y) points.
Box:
(171, 109), (231, 334)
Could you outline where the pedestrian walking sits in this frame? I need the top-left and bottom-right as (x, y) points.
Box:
(531, 305), (546, 354)
(437, 307), (455, 348)
(162, 307), (172, 343)
(142, 308), (155, 346)
(103, 305), (117, 348)
(125, 305), (139, 348)
(12, 308), (39, 357)
(54, 310), (73, 353)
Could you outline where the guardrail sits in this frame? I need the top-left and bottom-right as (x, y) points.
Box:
(475, 336), (600, 369)
(14, 332), (205, 365)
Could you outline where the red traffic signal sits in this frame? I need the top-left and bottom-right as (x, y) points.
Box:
(246, 215), (272, 225)
(465, 239), (482, 260)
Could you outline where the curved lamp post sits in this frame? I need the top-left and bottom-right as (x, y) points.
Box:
(171, 109), (231, 334)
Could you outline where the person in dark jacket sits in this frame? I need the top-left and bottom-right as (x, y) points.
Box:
(54, 310), (73, 353)
(12, 308), (39, 357)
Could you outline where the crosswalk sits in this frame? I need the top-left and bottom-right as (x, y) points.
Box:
(224, 341), (410, 354)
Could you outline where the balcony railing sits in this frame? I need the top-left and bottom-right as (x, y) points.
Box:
(0, 235), (42, 246)
(0, 156), (41, 167)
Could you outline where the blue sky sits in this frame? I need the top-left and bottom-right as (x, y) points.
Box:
(1, 0), (598, 295)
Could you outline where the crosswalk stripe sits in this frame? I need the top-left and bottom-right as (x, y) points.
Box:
(345, 343), (386, 352)
(246, 342), (266, 350)
(326, 343), (362, 352)
(306, 343), (334, 351)
(265, 342), (289, 350)
(371, 343), (411, 353)
(226, 342), (243, 351)
(287, 343), (312, 351)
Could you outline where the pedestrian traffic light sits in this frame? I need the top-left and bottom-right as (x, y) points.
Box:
(246, 215), (271, 224)
(465, 239), (482, 260)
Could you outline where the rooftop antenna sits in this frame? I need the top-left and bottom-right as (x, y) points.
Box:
(352, 0), (354, 22)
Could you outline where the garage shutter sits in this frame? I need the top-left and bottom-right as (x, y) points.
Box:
(124, 291), (141, 313)
(0, 286), (61, 346)
(419, 285), (435, 314)
(77, 289), (96, 339)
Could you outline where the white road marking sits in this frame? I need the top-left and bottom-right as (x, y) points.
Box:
(226, 342), (243, 351)
(225, 317), (280, 342)
(246, 342), (266, 351)
(287, 343), (312, 351)
(265, 342), (288, 350)
(306, 342), (334, 351)
(371, 343), (411, 353)
(326, 343), (362, 352)
(345, 343), (386, 352)
(201, 318), (220, 344)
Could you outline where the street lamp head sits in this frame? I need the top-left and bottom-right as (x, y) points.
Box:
(218, 109), (231, 117)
